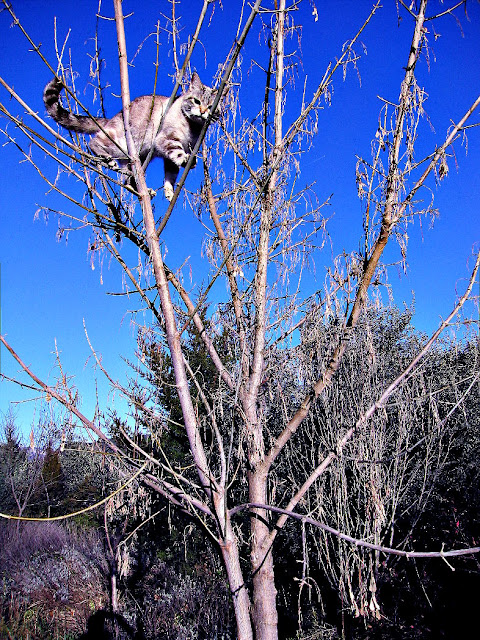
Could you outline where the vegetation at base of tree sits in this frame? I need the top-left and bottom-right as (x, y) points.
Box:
(1, 305), (479, 639)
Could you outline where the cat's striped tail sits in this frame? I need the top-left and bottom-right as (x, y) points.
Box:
(43, 78), (107, 134)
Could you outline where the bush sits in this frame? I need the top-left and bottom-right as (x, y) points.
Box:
(138, 556), (232, 640)
(0, 521), (108, 639)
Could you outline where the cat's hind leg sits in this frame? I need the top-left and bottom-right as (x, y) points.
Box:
(89, 133), (128, 171)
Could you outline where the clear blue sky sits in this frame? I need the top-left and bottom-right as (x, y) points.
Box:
(1, 1), (479, 436)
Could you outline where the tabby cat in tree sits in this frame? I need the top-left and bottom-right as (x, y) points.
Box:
(43, 73), (219, 200)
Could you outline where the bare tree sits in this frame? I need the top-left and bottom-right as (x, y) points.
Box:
(1, 1), (479, 638)
(0, 411), (58, 527)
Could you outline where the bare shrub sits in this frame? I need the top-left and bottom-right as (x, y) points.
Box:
(139, 557), (232, 640)
(0, 521), (68, 574)
(0, 521), (108, 638)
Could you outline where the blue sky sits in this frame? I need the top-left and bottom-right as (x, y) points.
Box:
(1, 1), (479, 436)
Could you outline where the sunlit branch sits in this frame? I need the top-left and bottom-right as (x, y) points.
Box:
(117, 424), (209, 502)
(398, 94), (480, 217)
(247, 0), (286, 419)
(231, 502), (480, 560)
(280, 2), (381, 155)
(0, 102), (95, 178)
(221, 124), (262, 186)
(203, 149), (248, 366)
(424, 0), (465, 21)
(0, 125), (95, 213)
(182, 356), (227, 489)
(100, 233), (163, 325)
(0, 334), (127, 460)
(164, 264), (235, 391)
(114, 0), (214, 498)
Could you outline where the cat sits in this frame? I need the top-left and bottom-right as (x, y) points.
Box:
(43, 72), (219, 200)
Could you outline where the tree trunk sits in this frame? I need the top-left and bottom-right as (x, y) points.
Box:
(250, 469), (278, 640)
(219, 513), (254, 640)
(252, 547), (278, 640)
(111, 569), (119, 640)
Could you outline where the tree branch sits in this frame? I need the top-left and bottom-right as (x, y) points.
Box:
(231, 502), (480, 560)
(113, 0), (214, 497)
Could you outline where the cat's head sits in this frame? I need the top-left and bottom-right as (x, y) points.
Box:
(181, 72), (223, 125)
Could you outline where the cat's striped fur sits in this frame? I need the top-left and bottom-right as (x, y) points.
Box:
(43, 73), (218, 200)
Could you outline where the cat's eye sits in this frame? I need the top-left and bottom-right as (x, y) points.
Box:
(192, 97), (201, 106)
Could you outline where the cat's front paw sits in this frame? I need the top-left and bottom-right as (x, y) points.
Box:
(164, 183), (174, 202)
(171, 149), (188, 167)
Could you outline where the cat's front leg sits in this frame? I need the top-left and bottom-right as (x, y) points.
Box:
(159, 136), (188, 169)
(164, 182), (174, 202)
(163, 158), (180, 202)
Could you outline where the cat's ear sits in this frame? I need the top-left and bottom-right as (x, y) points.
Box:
(190, 72), (202, 90)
